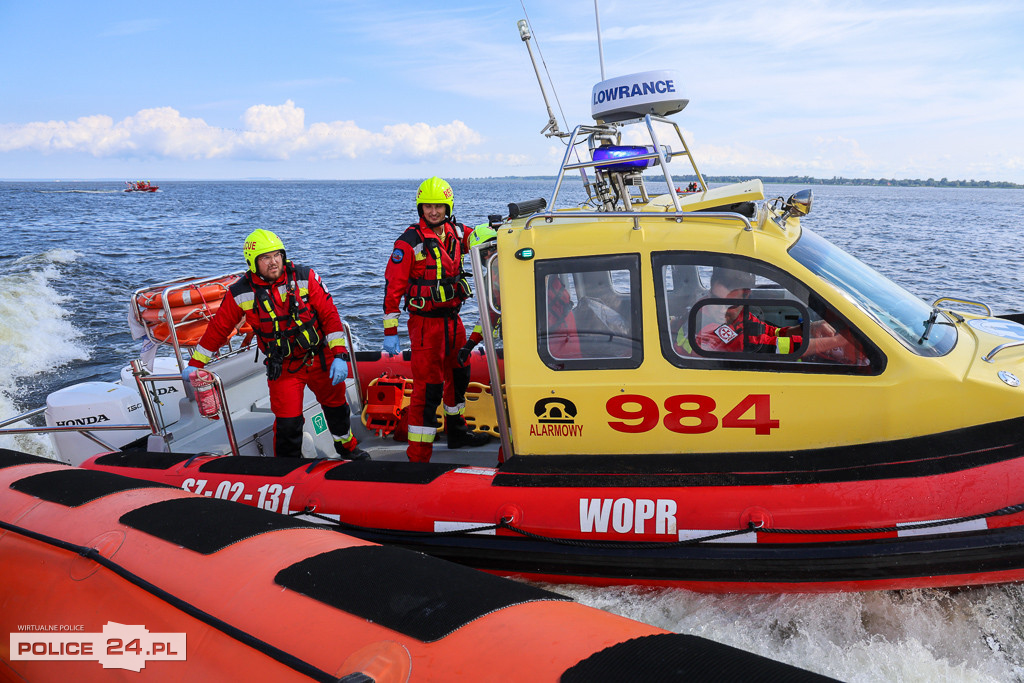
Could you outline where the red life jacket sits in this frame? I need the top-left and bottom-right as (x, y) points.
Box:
(399, 221), (472, 316)
(230, 262), (325, 369)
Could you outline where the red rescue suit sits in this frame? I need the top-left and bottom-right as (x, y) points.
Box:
(694, 308), (858, 362)
(384, 218), (476, 462)
(189, 262), (358, 458)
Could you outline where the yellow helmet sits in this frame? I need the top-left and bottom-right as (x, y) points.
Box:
(468, 224), (497, 249)
(416, 176), (454, 217)
(243, 229), (286, 273)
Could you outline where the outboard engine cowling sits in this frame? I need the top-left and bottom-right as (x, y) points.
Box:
(44, 382), (149, 466)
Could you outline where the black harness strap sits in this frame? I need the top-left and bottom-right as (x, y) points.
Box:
(250, 264), (327, 373)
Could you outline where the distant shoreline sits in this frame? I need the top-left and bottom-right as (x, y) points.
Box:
(473, 175), (1024, 189)
(3, 175), (1022, 189)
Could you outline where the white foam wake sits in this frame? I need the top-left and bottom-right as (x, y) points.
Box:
(0, 250), (89, 455)
(555, 583), (1023, 682)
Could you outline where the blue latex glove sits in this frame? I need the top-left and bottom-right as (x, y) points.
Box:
(383, 336), (401, 356)
(181, 365), (198, 385)
(329, 357), (348, 385)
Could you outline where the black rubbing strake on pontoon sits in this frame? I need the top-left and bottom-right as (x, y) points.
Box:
(0, 448), (58, 470)
(371, 524), (1024, 585)
(323, 460), (459, 485)
(93, 450), (193, 470)
(120, 497), (319, 554)
(198, 456), (313, 477)
(10, 468), (173, 506)
(274, 545), (570, 642)
(562, 633), (836, 682)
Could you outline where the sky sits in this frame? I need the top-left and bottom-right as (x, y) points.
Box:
(1, 0), (1023, 182)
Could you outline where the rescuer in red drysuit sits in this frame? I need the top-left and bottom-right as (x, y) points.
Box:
(182, 228), (369, 460)
(693, 268), (843, 356)
(382, 177), (490, 462)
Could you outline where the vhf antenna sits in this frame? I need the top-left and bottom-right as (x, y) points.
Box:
(517, 19), (562, 138)
(594, 0), (606, 80)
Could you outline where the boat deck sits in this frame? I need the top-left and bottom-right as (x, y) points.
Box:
(351, 421), (503, 468)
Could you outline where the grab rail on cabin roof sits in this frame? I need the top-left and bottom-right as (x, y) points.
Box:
(524, 210), (753, 232)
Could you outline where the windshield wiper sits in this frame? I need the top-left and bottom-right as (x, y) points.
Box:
(918, 308), (939, 345)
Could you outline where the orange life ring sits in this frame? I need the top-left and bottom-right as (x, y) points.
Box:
(136, 275), (238, 310)
(139, 299), (223, 324)
(149, 318), (253, 347)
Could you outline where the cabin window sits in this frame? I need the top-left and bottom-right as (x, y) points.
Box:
(653, 252), (882, 374)
(535, 254), (643, 370)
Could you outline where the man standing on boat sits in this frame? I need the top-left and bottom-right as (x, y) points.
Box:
(183, 229), (369, 460)
(382, 177), (490, 462)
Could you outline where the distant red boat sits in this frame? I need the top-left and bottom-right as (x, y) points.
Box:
(125, 180), (158, 192)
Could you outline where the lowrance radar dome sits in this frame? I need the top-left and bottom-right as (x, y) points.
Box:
(591, 70), (688, 122)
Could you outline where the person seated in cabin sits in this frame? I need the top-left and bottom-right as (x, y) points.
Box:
(688, 268), (845, 357)
(181, 229), (369, 461)
(571, 272), (632, 357)
(544, 274), (581, 359)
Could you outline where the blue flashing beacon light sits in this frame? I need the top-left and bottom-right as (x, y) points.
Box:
(592, 145), (670, 172)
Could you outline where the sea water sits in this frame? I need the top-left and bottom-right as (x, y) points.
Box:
(1, 179), (1022, 681)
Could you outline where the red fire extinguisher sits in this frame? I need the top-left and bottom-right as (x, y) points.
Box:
(189, 369), (221, 420)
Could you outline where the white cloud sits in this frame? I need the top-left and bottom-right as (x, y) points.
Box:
(0, 101), (485, 163)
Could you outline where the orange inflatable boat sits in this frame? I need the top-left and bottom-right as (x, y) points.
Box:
(0, 449), (830, 682)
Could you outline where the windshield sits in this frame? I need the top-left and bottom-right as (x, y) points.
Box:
(789, 229), (956, 356)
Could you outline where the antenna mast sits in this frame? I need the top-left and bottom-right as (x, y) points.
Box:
(594, 0), (606, 80)
(517, 19), (562, 137)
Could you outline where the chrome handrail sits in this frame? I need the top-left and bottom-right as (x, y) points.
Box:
(0, 424), (151, 452)
(983, 340), (1024, 363)
(545, 113), (707, 215)
(524, 210), (753, 231)
(470, 242), (513, 461)
(129, 358), (239, 456)
(209, 371), (240, 457)
(341, 320), (362, 413)
(0, 407), (45, 430)
(934, 296), (992, 316)
(130, 359), (164, 435)
(131, 270), (247, 369)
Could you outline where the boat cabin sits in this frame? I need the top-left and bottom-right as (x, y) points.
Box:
(468, 71), (1024, 459)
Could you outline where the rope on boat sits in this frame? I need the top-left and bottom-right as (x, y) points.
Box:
(0, 518), (340, 683)
(754, 502), (1024, 536)
(291, 501), (1024, 550)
